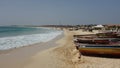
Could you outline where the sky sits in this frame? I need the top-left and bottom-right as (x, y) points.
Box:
(0, 0), (120, 25)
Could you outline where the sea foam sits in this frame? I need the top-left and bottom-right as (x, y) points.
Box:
(0, 31), (62, 50)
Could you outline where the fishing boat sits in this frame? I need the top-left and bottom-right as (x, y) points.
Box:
(96, 32), (120, 38)
(73, 32), (120, 45)
(78, 44), (120, 57)
(73, 31), (120, 57)
(73, 31), (120, 39)
(73, 33), (120, 50)
(74, 37), (120, 50)
(74, 38), (120, 44)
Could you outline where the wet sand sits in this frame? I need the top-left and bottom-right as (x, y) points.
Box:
(0, 32), (64, 68)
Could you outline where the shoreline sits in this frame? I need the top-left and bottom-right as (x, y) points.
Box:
(0, 26), (62, 51)
(23, 29), (95, 68)
(0, 32), (63, 55)
(0, 32), (64, 68)
(24, 29), (120, 68)
(0, 29), (120, 68)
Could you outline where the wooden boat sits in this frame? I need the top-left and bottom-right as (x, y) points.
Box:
(73, 31), (120, 57)
(74, 38), (120, 50)
(73, 31), (120, 38)
(74, 37), (120, 44)
(73, 35), (120, 50)
(96, 32), (120, 38)
(73, 32), (120, 45)
(78, 44), (120, 57)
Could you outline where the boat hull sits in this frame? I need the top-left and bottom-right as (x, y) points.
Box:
(79, 45), (120, 57)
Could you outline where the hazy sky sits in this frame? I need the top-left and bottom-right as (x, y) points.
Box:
(0, 0), (120, 25)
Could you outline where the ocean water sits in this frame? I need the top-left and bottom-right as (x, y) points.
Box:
(0, 26), (62, 50)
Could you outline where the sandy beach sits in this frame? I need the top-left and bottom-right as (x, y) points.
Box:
(0, 32), (64, 68)
(0, 29), (120, 68)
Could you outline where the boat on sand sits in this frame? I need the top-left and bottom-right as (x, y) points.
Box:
(73, 32), (120, 58)
(78, 44), (120, 58)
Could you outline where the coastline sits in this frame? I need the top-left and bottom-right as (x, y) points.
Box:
(0, 29), (120, 68)
(0, 26), (62, 50)
(23, 29), (120, 68)
(0, 31), (64, 68)
(22, 29), (98, 68)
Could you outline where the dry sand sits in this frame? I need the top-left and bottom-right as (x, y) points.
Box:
(0, 29), (120, 68)
(23, 29), (120, 68)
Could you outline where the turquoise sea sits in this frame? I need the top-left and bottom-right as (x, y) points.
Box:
(0, 26), (62, 50)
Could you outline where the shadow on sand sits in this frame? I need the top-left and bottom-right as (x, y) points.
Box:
(82, 54), (120, 59)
